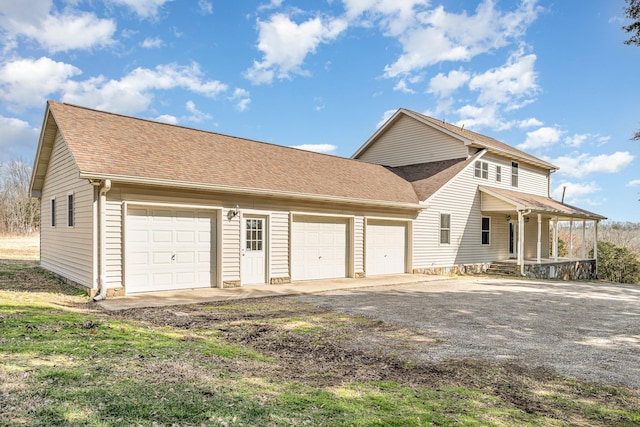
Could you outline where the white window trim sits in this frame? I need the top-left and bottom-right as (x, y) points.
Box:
(496, 165), (502, 183)
(511, 162), (519, 187)
(481, 216), (491, 246)
(50, 197), (56, 228)
(440, 213), (451, 245)
(474, 161), (489, 179)
(67, 192), (75, 228)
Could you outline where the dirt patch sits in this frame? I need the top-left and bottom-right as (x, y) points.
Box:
(112, 297), (640, 422)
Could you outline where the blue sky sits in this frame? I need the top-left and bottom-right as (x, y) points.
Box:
(1, 0), (639, 221)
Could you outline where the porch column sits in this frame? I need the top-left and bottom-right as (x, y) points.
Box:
(553, 216), (559, 261)
(569, 220), (574, 259)
(518, 211), (525, 275)
(581, 220), (586, 259)
(594, 220), (599, 277)
(536, 214), (542, 263)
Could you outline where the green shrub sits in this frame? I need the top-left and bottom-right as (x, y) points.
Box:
(591, 241), (640, 284)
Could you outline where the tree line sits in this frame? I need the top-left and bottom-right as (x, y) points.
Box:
(0, 161), (39, 235)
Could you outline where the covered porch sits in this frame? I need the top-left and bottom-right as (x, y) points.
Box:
(479, 186), (607, 279)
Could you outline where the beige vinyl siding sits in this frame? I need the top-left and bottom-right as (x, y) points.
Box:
(105, 198), (123, 288)
(523, 218), (550, 259)
(40, 131), (95, 288)
(475, 153), (550, 197)
(222, 208), (241, 282)
(413, 163), (509, 268)
(101, 185), (415, 290)
(481, 193), (514, 212)
(270, 211), (289, 279)
(354, 216), (364, 274)
(358, 115), (468, 167)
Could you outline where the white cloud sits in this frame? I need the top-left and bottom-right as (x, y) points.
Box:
(551, 181), (601, 203)
(62, 63), (228, 115)
(393, 79), (415, 93)
(141, 37), (163, 48)
(383, 0), (541, 77)
(230, 88), (251, 111)
(245, 13), (348, 84)
(468, 51), (538, 108)
(0, 115), (40, 162)
(184, 100), (212, 123)
(343, 0), (428, 36)
(550, 151), (635, 178)
(626, 179), (640, 187)
(518, 118), (543, 128)
(291, 143), (337, 154)
(0, 57), (82, 109)
(518, 126), (563, 150)
(0, 0), (116, 53)
(198, 0), (213, 15)
(427, 68), (470, 97)
(455, 104), (513, 130)
(154, 114), (178, 124)
(108, 0), (173, 19)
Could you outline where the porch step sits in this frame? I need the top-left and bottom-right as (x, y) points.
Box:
(486, 262), (519, 276)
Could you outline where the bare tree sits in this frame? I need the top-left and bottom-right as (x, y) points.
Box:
(0, 160), (39, 235)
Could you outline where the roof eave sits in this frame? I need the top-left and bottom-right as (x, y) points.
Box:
(78, 172), (425, 211)
(467, 142), (558, 171)
(29, 102), (57, 197)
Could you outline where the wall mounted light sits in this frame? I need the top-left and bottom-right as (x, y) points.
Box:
(227, 205), (240, 220)
(506, 215), (511, 222)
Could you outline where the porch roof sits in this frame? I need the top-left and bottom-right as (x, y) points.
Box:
(479, 186), (607, 221)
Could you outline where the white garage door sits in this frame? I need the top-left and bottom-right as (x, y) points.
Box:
(291, 216), (348, 281)
(125, 206), (214, 294)
(366, 220), (406, 276)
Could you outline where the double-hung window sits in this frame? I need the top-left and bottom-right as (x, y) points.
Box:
(474, 161), (488, 179)
(496, 165), (502, 182)
(511, 162), (519, 187)
(440, 213), (451, 244)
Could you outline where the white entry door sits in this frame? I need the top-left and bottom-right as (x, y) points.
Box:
(242, 217), (266, 284)
(366, 220), (406, 275)
(125, 207), (214, 294)
(509, 220), (518, 259)
(291, 216), (348, 281)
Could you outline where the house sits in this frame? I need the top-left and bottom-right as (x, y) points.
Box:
(29, 102), (605, 299)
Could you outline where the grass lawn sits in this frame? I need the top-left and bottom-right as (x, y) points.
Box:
(1, 259), (639, 426)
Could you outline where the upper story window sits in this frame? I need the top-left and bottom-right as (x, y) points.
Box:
(496, 166), (502, 182)
(474, 161), (488, 179)
(440, 213), (451, 244)
(511, 162), (519, 187)
(50, 198), (56, 228)
(67, 193), (75, 228)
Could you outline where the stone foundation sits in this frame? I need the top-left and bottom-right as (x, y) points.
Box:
(414, 263), (488, 276)
(524, 260), (596, 280)
(270, 276), (291, 285)
(223, 280), (240, 288)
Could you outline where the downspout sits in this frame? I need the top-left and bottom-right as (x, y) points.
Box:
(93, 179), (111, 301)
(519, 209), (532, 276)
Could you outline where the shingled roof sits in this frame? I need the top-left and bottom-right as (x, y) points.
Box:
(386, 154), (481, 201)
(31, 101), (420, 208)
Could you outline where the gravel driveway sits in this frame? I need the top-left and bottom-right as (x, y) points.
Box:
(296, 278), (640, 389)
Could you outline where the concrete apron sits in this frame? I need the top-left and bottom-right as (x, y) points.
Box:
(97, 274), (450, 311)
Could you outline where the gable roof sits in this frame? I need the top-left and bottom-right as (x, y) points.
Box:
(30, 101), (421, 209)
(386, 153), (482, 201)
(479, 186), (606, 221)
(353, 108), (558, 171)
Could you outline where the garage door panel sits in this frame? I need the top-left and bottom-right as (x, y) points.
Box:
(292, 217), (348, 281)
(125, 206), (215, 294)
(366, 221), (406, 276)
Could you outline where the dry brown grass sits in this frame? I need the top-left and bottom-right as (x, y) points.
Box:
(0, 234), (39, 260)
